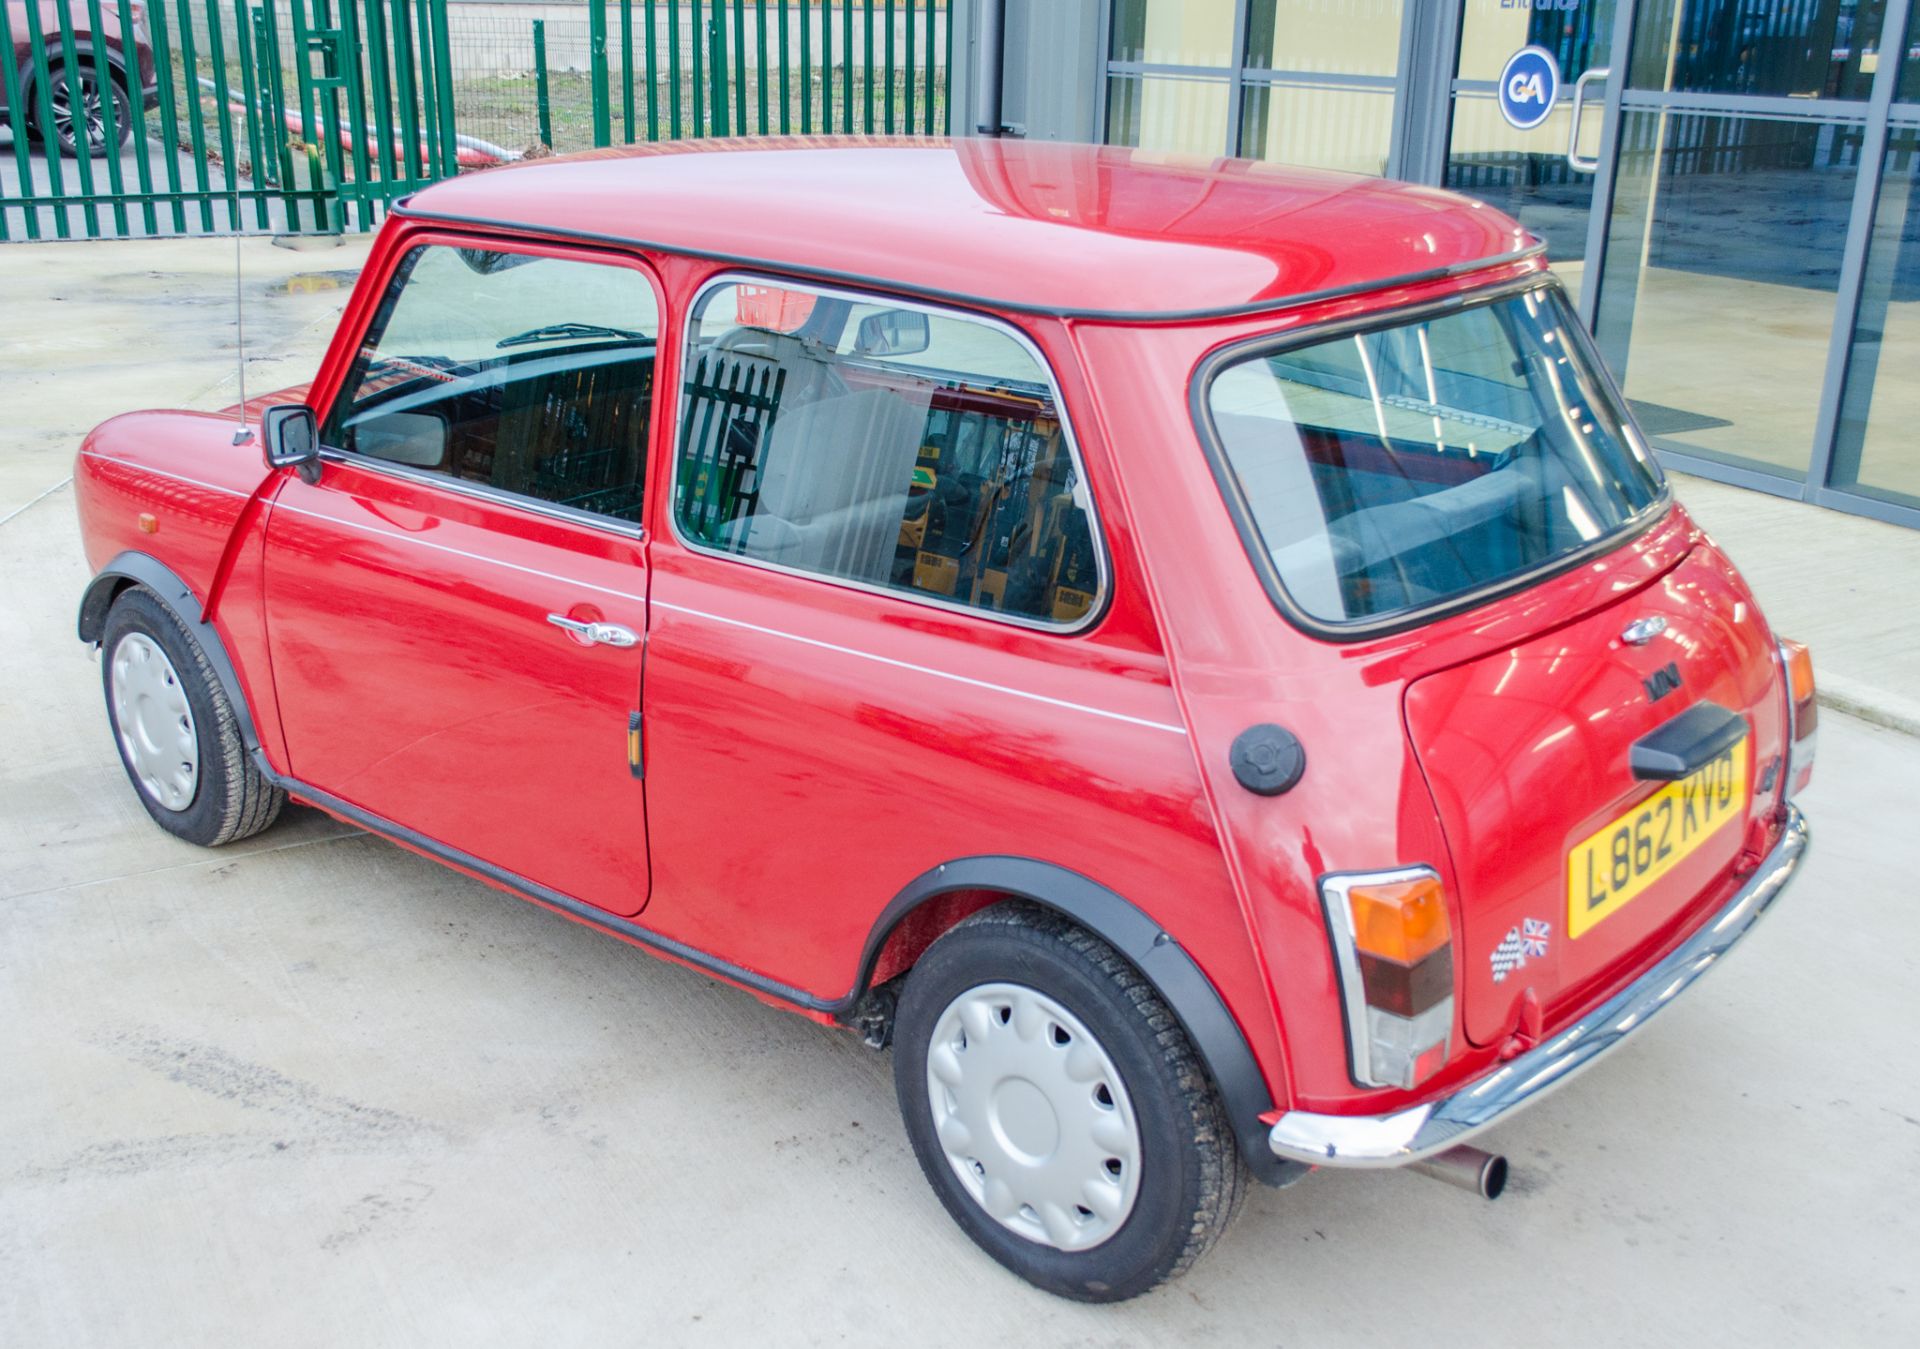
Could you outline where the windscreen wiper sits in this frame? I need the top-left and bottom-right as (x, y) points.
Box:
(496, 322), (651, 349)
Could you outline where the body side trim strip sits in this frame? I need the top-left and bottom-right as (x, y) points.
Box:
(269, 497), (653, 606)
(82, 450), (254, 501)
(648, 598), (1187, 735)
(265, 499), (1183, 736)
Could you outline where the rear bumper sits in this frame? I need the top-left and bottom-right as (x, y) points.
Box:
(1269, 805), (1808, 1167)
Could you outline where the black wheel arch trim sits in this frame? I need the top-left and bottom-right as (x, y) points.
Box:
(856, 855), (1308, 1186)
(78, 551), (263, 754)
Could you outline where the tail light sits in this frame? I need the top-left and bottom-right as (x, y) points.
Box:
(1778, 638), (1816, 797)
(1321, 868), (1454, 1090)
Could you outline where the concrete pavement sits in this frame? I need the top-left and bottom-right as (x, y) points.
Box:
(1666, 472), (1920, 738)
(3, 236), (1919, 1345)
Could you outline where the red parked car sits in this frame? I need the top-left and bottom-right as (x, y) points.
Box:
(72, 139), (1813, 1301)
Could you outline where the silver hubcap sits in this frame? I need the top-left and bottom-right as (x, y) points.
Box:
(110, 633), (199, 812)
(925, 982), (1142, 1252)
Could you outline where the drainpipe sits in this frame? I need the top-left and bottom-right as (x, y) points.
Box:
(976, 0), (1007, 136)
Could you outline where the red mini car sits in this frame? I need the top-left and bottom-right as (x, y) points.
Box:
(73, 139), (1813, 1301)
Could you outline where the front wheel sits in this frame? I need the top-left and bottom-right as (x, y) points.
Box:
(101, 586), (284, 847)
(892, 904), (1246, 1302)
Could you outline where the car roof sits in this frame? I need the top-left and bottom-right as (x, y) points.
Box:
(396, 138), (1540, 322)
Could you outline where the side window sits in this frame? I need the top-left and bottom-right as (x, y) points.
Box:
(674, 281), (1102, 627)
(320, 245), (659, 526)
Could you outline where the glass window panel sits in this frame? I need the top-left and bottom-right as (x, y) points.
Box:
(675, 284), (1103, 628)
(1445, 93), (1601, 305)
(1243, 1), (1405, 75)
(1594, 111), (1861, 482)
(1628, 0), (1890, 100)
(1829, 129), (1920, 509)
(1202, 289), (1663, 626)
(1240, 83), (1396, 176)
(322, 246), (658, 525)
(1449, 0), (1618, 305)
(1456, 0), (1617, 83)
(1105, 74), (1231, 158)
(1902, 2), (1920, 99)
(1109, 0), (1237, 67)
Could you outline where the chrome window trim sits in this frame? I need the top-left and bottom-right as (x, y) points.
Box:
(665, 270), (1114, 637)
(1189, 272), (1675, 643)
(1319, 865), (1445, 1090)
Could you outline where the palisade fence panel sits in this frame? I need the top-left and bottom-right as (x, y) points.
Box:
(0, 0), (950, 241)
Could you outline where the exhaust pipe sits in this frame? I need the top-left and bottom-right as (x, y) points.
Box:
(1408, 1145), (1508, 1199)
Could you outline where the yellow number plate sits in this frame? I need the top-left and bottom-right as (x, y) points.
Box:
(1567, 738), (1748, 939)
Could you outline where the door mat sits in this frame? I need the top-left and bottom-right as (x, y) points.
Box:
(1628, 400), (1736, 436)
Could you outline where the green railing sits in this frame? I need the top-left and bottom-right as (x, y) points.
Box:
(0, 1), (951, 241)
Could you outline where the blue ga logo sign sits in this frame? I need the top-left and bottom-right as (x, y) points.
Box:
(1498, 46), (1561, 130)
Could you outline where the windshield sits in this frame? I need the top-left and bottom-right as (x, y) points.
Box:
(1202, 286), (1665, 627)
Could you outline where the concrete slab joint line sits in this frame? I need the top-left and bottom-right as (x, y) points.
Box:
(0, 477), (72, 531)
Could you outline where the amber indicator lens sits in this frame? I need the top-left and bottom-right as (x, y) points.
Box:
(1780, 638), (1817, 738)
(1346, 876), (1451, 965)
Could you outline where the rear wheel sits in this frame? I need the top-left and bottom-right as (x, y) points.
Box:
(892, 904), (1246, 1302)
(101, 586), (284, 847)
(32, 61), (133, 157)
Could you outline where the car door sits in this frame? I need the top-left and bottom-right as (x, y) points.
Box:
(263, 236), (662, 917)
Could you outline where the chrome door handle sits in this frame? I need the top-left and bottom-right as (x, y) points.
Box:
(546, 613), (639, 648)
(1567, 66), (1610, 173)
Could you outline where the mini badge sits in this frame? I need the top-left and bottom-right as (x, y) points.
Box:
(1490, 918), (1552, 983)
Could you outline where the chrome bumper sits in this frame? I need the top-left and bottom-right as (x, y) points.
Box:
(1269, 805), (1809, 1167)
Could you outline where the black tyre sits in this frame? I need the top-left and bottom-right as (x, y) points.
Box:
(892, 903), (1246, 1302)
(101, 586), (284, 847)
(32, 61), (133, 157)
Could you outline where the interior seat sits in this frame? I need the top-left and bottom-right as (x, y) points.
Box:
(720, 387), (928, 584)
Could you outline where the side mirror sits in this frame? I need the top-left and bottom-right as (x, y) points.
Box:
(262, 404), (321, 484)
(854, 308), (930, 358)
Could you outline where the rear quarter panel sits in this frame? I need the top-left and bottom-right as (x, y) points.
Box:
(632, 273), (1294, 1104)
(1066, 261), (1727, 1115)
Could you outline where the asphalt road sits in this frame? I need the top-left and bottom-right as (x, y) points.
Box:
(2, 238), (1917, 1347)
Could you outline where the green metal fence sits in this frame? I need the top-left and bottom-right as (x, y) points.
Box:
(0, 1), (950, 241)
(0, 1), (460, 240)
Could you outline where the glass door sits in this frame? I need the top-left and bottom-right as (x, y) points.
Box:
(1445, 0), (1623, 307)
(1590, 1), (1894, 489)
(1442, 0), (1918, 523)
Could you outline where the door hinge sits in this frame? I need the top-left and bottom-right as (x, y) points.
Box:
(627, 710), (644, 779)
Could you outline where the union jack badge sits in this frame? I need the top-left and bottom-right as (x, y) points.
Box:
(1520, 918), (1552, 958)
(1490, 917), (1552, 983)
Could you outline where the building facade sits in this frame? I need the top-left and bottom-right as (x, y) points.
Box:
(956, 1), (1920, 529)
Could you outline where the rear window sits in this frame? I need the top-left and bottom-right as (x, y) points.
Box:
(1201, 286), (1665, 628)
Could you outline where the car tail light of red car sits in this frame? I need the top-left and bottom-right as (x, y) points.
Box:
(1321, 869), (1455, 1090)
(1778, 638), (1817, 798)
